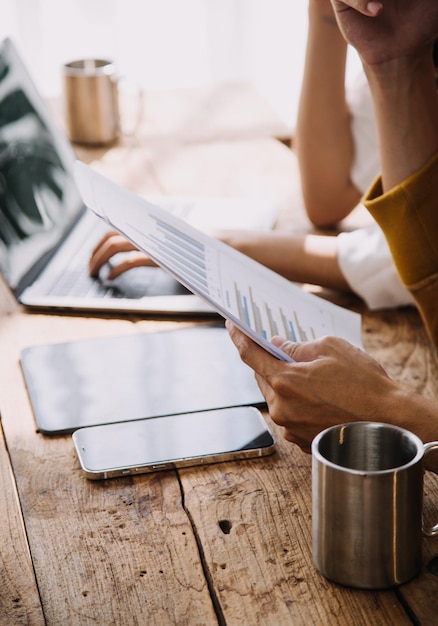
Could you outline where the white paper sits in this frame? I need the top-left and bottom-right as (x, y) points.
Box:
(74, 161), (363, 362)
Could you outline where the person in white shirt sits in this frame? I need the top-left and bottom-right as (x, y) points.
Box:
(89, 0), (414, 311)
(294, 0), (412, 309)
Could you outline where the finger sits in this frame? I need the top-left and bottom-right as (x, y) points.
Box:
(333, 0), (383, 16)
(254, 371), (275, 404)
(365, 1), (383, 15)
(226, 322), (282, 377)
(89, 236), (139, 276)
(226, 322), (314, 377)
(90, 230), (120, 256)
(107, 252), (155, 279)
(272, 334), (357, 364)
(226, 324), (273, 373)
(284, 431), (312, 455)
(269, 335), (328, 363)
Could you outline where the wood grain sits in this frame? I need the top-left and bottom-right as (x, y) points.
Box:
(0, 424), (45, 625)
(0, 313), (217, 625)
(179, 425), (413, 625)
(2, 94), (438, 621)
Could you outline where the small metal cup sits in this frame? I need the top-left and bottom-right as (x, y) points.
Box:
(63, 59), (120, 146)
(312, 422), (438, 589)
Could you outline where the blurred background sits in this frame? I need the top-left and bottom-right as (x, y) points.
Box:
(0, 0), (362, 130)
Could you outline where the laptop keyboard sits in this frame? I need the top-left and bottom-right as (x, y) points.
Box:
(47, 267), (120, 298)
(42, 211), (188, 301)
(39, 215), (121, 299)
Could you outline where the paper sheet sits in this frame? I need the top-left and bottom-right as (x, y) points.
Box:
(74, 161), (363, 362)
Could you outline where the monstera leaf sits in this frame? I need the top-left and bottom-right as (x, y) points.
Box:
(0, 86), (68, 245)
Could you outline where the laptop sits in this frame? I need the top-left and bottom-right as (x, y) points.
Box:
(0, 37), (280, 315)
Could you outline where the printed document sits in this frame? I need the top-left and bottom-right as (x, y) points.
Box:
(74, 161), (363, 362)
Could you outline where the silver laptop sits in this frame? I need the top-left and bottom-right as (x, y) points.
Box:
(0, 37), (279, 315)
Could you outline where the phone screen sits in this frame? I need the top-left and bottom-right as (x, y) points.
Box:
(72, 406), (275, 479)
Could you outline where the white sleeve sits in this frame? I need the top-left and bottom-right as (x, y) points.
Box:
(346, 72), (381, 194)
(337, 223), (415, 310)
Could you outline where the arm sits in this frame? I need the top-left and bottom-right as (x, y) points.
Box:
(331, 0), (438, 190)
(89, 227), (349, 292)
(226, 322), (438, 472)
(295, 0), (362, 227)
(364, 152), (438, 344)
(330, 0), (438, 342)
(218, 229), (347, 290)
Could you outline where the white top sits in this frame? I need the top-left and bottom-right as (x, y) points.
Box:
(347, 72), (380, 194)
(336, 72), (414, 309)
(337, 225), (415, 309)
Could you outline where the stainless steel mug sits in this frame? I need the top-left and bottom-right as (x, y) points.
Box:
(312, 421), (438, 589)
(63, 59), (120, 145)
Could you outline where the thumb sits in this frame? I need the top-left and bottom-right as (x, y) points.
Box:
(271, 336), (329, 364)
(270, 336), (302, 361)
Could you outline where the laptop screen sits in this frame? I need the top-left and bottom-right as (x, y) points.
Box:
(0, 38), (83, 291)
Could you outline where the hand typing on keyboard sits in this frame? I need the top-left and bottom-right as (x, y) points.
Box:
(97, 251), (190, 299)
(89, 230), (154, 279)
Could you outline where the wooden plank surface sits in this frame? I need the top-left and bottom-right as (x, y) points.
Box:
(0, 413), (45, 625)
(2, 305), (438, 624)
(404, 468), (438, 625)
(0, 311), (415, 625)
(2, 129), (438, 623)
(179, 435), (412, 626)
(0, 313), (218, 625)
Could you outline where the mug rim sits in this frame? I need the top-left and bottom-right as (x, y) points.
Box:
(63, 59), (115, 76)
(311, 421), (424, 475)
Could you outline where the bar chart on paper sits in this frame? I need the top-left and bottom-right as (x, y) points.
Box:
(127, 212), (351, 347)
(217, 251), (337, 345)
(234, 283), (312, 342)
(74, 161), (363, 361)
(148, 219), (210, 297)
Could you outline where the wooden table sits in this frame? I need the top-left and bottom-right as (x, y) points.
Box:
(1, 85), (438, 625)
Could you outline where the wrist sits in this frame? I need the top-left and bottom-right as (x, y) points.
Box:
(363, 49), (438, 188)
(363, 49), (434, 87)
(308, 0), (337, 24)
(306, 2), (348, 60)
(308, 1), (345, 40)
(391, 387), (438, 444)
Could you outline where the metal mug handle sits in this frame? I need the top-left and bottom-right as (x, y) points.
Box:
(422, 441), (438, 537)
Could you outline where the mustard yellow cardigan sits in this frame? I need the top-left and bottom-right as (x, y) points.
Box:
(364, 151), (438, 345)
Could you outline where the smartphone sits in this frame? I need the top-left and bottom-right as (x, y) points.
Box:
(72, 406), (275, 480)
